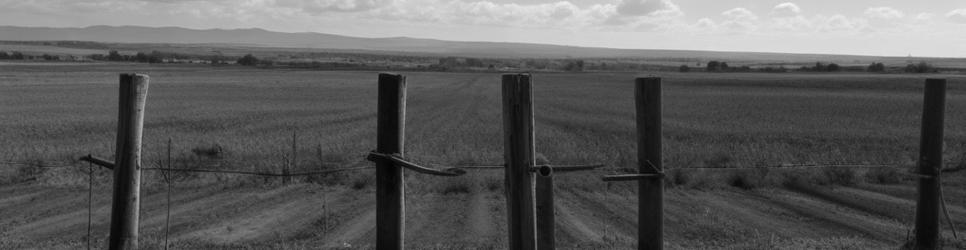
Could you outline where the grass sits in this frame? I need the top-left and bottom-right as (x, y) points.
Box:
(4, 64), (966, 190)
(5, 63), (966, 248)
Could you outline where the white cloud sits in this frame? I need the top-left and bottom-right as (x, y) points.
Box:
(817, 14), (865, 32)
(771, 2), (800, 16)
(864, 7), (904, 19)
(719, 7), (758, 33)
(948, 9), (966, 23)
(615, 0), (672, 16)
(599, 0), (683, 29)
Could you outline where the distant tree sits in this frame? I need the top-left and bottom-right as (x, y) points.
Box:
(107, 50), (123, 61)
(42, 54), (58, 61)
(89, 53), (106, 61)
(465, 58), (484, 68)
(867, 62), (885, 72)
(827, 63), (840, 72)
(720, 62), (730, 71)
(679, 65), (690, 72)
(237, 54), (259, 66)
(812, 62), (826, 72)
(0, 51), (8, 59)
(134, 52), (149, 63)
(706, 61), (720, 71)
(148, 51), (163, 63)
(905, 61), (935, 73)
(11, 51), (25, 60)
(563, 59), (584, 72)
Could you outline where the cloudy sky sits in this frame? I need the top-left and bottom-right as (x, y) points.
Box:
(1, 0), (965, 57)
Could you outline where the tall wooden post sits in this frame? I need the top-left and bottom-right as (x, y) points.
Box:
(636, 77), (662, 250)
(109, 73), (149, 250)
(376, 73), (406, 250)
(503, 74), (537, 250)
(536, 175), (554, 250)
(914, 78), (945, 250)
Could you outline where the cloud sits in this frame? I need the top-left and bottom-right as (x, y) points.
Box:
(598, 0), (682, 29)
(719, 7), (757, 33)
(864, 7), (903, 19)
(817, 14), (865, 32)
(281, 0), (390, 13)
(615, 0), (672, 16)
(948, 9), (966, 23)
(770, 2), (800, 16)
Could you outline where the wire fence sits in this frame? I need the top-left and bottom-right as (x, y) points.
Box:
(1, 155), (961, 248)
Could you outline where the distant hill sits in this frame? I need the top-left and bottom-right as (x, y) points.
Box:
(0, 25), (943, 63)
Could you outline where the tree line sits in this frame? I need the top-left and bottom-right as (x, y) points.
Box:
(0, 48), (946, 74)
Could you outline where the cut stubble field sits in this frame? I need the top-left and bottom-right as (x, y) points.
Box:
(2, 63), (966, 249)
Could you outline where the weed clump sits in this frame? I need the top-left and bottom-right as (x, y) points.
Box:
(864, 167), (903, 184)
(703, 153), (733, 168)
(350, 174), (372, 190)
(191, 144), (224, 159)
(439, 181), (472, 195)
(821, 167), (857, 186)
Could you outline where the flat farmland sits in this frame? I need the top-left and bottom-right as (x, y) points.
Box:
(3, 63), (966, 249)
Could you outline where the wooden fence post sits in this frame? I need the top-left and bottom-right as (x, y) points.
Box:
(109, 73), (149, 250)
(914, 78), (945, 249)
(536, 175), (554, 250)
(636, 77), (662, 250)
(503, 73), (537, 250)
(376, 73), (406, 250)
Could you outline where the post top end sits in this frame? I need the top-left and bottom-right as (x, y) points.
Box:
(120, 73), (149, 79)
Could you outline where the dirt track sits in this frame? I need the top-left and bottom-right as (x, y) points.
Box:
(4, 172), (966, 249)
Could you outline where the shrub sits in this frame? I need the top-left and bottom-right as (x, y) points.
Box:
(864, 167), (902, 184)
(668, 168), (690, 187)
(822, 167), (856, 186)
(351, 174), (372, 190)
(438, 181), (472, 195)
(679, 65), (690, 72)
(905, 61), (936, 73)
(237, 54), (259, 66)
(479, 175), (502, 192)
(726, 168), (771, 190)
(702, 152), (733, 168)
(191, 144), (224, 159)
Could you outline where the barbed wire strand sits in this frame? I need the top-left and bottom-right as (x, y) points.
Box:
(2, 157), (961, 241)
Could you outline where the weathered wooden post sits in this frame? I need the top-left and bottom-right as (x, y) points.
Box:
(376, 73), (406, 250)
(602, 77), (664, 249)
(914, 78), (945, 250)
(535, 175), (554, 250)
(637, 77), (663, 250)
(503, 73), (537, 250)
(109, 73), (149, 250)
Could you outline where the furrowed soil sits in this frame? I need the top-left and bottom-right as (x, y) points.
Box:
(3, 63), (966, 249)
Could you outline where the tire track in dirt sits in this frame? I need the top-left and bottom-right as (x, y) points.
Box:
(554, 188), (636, 248)
(319, 203), (376, 248)
(762, 188), (906, 245)
(5, 184), (252, 242)
(462, 190), (504, 246)
(177, 188), (349, 243)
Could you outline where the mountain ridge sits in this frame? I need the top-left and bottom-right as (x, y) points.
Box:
(0, 25), (924, 60)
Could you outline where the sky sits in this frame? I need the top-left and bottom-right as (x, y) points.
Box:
(1, 0), (965, 57)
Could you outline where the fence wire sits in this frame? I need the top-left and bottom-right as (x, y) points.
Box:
(1, 157), (961, 245)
